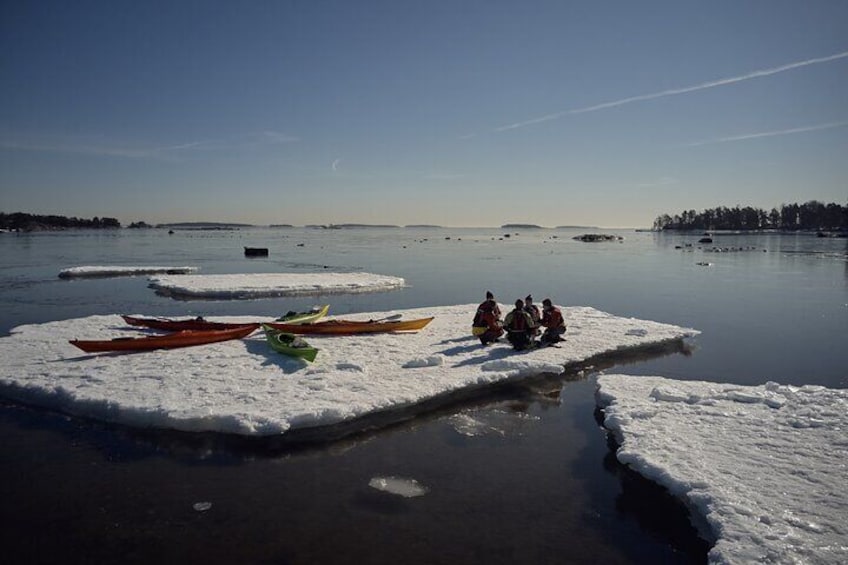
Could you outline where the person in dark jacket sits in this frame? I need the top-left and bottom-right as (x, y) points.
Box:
(503, 299), (536, 350)
(472, 291), (503, 345)
(540, 298), (566, 344)
(524, 294), (541, 336)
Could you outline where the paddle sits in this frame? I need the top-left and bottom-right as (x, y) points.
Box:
(371, 314), (403, 322)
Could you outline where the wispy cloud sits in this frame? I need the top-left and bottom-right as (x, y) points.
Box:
(683, 120), (848, 146)
(494, 50), (848, 132)
(0, 130), (297, 159)
(633, 176), (679, 188)
(331, 158), (341, 171)
(423, 172), (467, 181)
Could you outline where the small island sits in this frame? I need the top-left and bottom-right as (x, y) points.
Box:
(653, 201), (846, 232)
(501, 223), (543, 229)
(573, 234), (624, 242)
(156, 222), (253, 230)
(0, 212), (121, 231)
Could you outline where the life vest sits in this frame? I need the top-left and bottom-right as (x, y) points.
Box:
(506, 310), (530, 332)
(473, 300), (499, 328)
(542, 307), (564, 328)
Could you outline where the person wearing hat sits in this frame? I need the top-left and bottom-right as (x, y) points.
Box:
(540, 298), (566, 344)
(523, 294), (542, 336)
(503, 299), (537, 350)
(472, 290), (503, 345)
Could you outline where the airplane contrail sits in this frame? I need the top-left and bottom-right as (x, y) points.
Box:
(683, 120), (848, 146)
(494, 50), (848, 132)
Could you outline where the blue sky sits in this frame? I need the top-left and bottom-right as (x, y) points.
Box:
(1, 0), (846, 227)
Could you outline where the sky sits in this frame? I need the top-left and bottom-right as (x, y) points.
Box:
(1, 0), (846, 228)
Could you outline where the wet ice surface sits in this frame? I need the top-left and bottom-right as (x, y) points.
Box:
(0, 305), (696, 437)
(596, 375), (848, 564)
(146, 272), (406, 298)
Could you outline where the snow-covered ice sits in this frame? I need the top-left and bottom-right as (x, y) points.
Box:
(59, 265), (198, 278)
(0, 305), (695, 438)
(596, 375), (848, 564)
(147, 272), (406, 298)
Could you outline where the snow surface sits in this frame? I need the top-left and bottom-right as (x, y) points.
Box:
(0, 305), (695, 437)
(59, 265), (198, 278)
(596, 375), (848, 565)
(147, 272), (406, 298)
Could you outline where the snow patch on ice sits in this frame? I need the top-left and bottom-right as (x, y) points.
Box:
(596, 374), (848, 565)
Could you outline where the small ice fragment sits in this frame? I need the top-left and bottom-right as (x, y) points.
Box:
(368, 476), (428, 498)
(193, 502), (212, 512)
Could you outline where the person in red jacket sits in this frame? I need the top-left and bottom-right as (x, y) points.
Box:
(540, 298), (566, 344)
(472, 290), (504, 345)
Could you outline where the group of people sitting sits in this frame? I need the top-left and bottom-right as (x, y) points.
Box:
(472, 291), (566, 350)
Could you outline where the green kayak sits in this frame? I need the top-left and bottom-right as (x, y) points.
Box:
(262, 325), (319, 362)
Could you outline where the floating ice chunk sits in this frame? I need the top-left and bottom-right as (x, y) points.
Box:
(0, 305), (698, 437)
(449, 414), (491, 437)
(59, 265), (198, 278)
(368, 476), (428, 498)
(596, 374), (848, 565)
(147, 272), (405, 299)
(193, 502), (212, 512)
(448, 409), (539, 438)
(402, 355), (443, 369)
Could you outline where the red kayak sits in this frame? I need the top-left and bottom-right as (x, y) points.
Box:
(121, 305), (330, 331)
(121, 315), (254, 331)
(70, 324), (258, 353)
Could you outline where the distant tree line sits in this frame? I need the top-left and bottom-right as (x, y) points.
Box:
(0, 212), (121, 231)
(653, 201), (847, 231)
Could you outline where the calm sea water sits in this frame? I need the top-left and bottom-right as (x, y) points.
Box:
(1, 227), (845, 564)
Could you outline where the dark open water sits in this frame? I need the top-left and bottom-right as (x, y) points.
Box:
(1, 227), (845, 564)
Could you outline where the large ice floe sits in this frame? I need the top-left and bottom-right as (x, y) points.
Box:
(596, 375), (848, 565)
(59, 265), (198, 278)
(0, 306), (695, 438)
(147, 272), (406, 299)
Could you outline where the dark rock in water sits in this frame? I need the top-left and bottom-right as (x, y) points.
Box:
(573, 234), (624, 242)
(244, 247), (269, 257)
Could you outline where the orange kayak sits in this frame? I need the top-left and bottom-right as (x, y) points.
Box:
(70, 324), (258, 353)
(263, 317), (434, 335)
